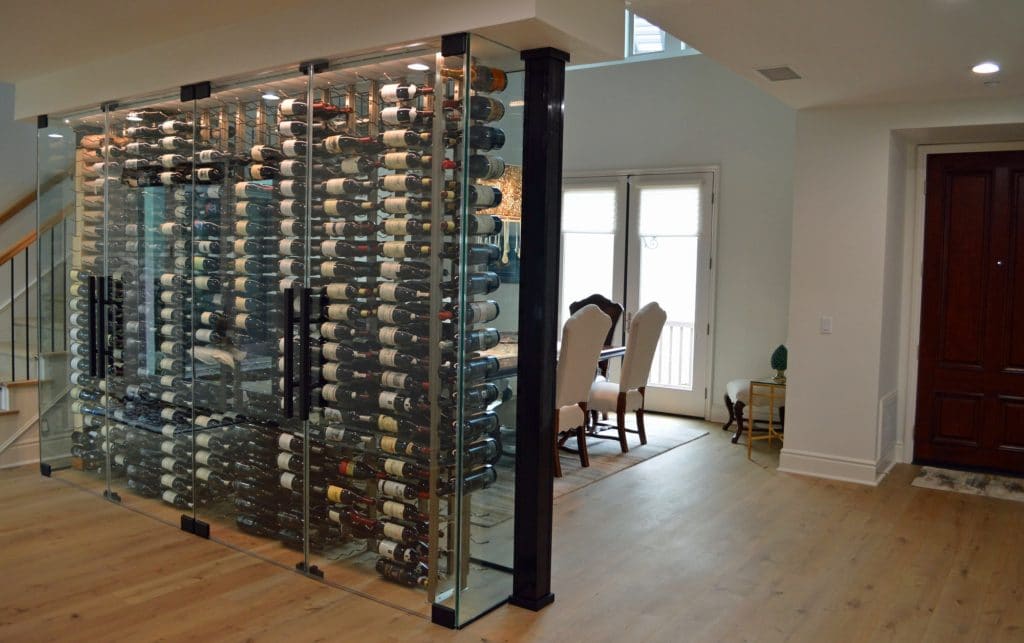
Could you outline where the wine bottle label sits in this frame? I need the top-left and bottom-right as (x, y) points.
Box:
(160, 473), (178, 488)
(382, 130), (411, 149)
(280, 220), (297, 236)
(382, 522), (407, 541)
(160, 441), (176, 456)
(381, 371), (408, 389)
(204, 185), (222, 199)
(159, 222), (179, 236)
(384, 218), (415, 234)
(379, 327), (408, 346)
(250, 145), (270, 162)
(282, 140), (302, 157)
(196, 329), (215, 343)
(378, 480), (409, 499)
(338, 461), (361, 477)
(321, 344), (341, 361)
(279, 277), (299, 292)
(377, 305), (398, 324)
(280, 258), (300, 275)
(280, 181), (301, 197)
(160, 375), (177, 387)
(161, 408), (178, 420)
(279, 471), (297, 490)
(195, 450), (211, 466)
(472, 214), (499, 234)
(279, 160), (302, 177)
(196, 467), (212, 481)
(249, 165), (268, 180)
(160, 121), (180, 135)
(278, 239), (298, 255)
(383, 153), (411, 170)
(381, 107), (417, 125)
(277, 452), (295, 471)
(378, 391), (399, 412)
(378, 349), (401, 369)
(194, 276), (211, 290)
(381, 501), (406, 520)
(194, 168), (217, 181)
(377, 284), (400, 302)
(196, 434), (212, 449)
(377, 540), (399, 559)
(278, 434), (297, 452)
(335, 158), (359, 174)
(469, 301), (500, 322)
(279, 99), (301, 116)
(114, 454), (126, 466)
(326, 486), (343, 503)
(159, 457), (176, 472)
(322, 384), (341, 402)
(159, 172), (178, 185)
(162, 490), (179, 504)
(379, 436), (399, 454)
(233, 314), (251, 329)
(195, 150), (219, 163)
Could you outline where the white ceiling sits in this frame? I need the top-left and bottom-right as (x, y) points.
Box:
(631, 0), (1024, 109)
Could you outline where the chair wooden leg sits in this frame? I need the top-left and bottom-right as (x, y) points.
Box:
(731, 400), (746, 444)
(616, 392), (629, 453)
(589, 410), (598, 428)
(722, 393), (735, 431)
(553, 411), (562, 478)
(636, 388), (647, 445)
(577, 403), (590, 467)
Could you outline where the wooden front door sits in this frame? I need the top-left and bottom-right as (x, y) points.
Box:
(915, 150), (1024, 474)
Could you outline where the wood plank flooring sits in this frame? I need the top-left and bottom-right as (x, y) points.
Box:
(2, 419), (1024, 642)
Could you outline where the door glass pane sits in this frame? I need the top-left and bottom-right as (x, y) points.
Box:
(560, 187), (617, 327)
(637, 184), (700, 389)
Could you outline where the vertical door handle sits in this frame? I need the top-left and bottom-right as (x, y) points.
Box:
(298, 286), (311, 422)
(283, 287), (296, 418)
(87, 276), (98, 377)
(96, 276), (108, 378)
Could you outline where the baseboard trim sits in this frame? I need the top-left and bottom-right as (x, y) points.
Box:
(0, 438), (39, 469)
(778, 448), (884, 486)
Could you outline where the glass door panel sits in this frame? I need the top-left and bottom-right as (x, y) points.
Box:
(558, 179), (626, 332)
(38, 114), (89, 484)
(626, 173), (713, 416)
(100, 98), (198, 520)
(189, 72), (315, 571)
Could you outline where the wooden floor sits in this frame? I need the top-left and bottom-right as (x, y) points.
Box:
(3, 421), (1024, 642)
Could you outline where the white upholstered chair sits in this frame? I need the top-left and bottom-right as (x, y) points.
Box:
(588, 302), (667, 452)
(554, 304), (612, 477)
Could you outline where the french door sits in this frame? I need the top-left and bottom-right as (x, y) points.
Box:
(560, 171), (715, 417)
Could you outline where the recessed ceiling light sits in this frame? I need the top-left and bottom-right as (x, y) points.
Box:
(407, 63), (430, 71)
(262, 91), (281, 101)
(972, 61), (1000, 74)
(47, 133), (63, 138)
(63, 118), (70, 124)
(126, 112), (143, 122)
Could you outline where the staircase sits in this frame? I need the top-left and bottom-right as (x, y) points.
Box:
(0, 173), (70, 469)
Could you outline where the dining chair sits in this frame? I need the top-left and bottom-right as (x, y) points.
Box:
(587, 302), (667, 453)
(554, 304), (612, 477)
(568, 294), (623, 379)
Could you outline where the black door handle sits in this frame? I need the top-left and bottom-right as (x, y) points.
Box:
(283, 286), (296, 418)
(298, 286), (311, 422)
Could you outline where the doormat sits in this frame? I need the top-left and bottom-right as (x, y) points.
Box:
(911, 466), (1024, 503)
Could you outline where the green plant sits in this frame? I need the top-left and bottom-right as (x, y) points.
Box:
(771, 344), (788, 371)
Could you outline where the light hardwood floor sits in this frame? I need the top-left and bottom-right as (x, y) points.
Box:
(2, 419), (1024, 642)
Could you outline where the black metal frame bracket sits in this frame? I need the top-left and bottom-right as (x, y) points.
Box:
(441, 33), (468, 57)
(180, 81), (212, 102)
(39, 462), (52, 477)
(295, 561), (324, 578)
(100, 101), (119, 113)
(299, 59), (329, 75)
(103, 490), (122, 503)
(180, 515), (210, 539)
(37, 115), (48, 129)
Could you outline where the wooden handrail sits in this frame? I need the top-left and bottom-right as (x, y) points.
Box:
(0, 205), (73, 266)
(0, 171), (70, 229)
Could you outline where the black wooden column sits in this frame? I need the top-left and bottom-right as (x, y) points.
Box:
(511, 46), (569, 612)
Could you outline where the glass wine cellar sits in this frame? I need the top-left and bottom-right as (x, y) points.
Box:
(34, 33), (551, 628)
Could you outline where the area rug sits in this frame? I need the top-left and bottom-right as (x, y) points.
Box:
(911, 466), (1024, 503)
(470, 416), (709, 527)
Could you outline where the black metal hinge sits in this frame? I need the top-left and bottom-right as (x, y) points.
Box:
(298, 59), (329, 75)
(180, 515), (210, 539)
(37, 115), (48, 129)
(180, 81), (212, 103)
(100, 101), (119, 113)
(295, 561), (324, 578)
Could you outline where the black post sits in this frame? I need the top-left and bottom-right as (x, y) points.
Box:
(511, 46), (569, 613)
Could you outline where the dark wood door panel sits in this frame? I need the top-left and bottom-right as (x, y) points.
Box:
(916, 151), (1024, 474)
(936, 172), (990, 368)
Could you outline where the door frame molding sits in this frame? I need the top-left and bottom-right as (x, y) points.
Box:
(900, 142), (1024, 463)
(562, 165), (720, 418)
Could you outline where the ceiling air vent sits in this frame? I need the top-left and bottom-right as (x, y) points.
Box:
(757, 66), (801, 81)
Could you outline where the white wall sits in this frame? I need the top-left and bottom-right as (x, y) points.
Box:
(0, 82), (39, 242)
(780, 96), (1024, 485)
(562, 54), (796, 419)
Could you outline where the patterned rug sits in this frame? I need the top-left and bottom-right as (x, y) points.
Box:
(911, 466), (1024, 503)
(470, 415), (710, 527)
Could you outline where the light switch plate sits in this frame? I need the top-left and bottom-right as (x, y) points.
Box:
(820, 316), (833, 334)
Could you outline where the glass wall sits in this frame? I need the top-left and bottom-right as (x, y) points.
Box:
(37, 33), (524, 626)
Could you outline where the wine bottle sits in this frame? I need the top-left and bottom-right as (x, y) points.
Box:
(250, 144), (286, 162)
(378, 173), (431, 193)
(379, 83), (434, 102)
(319, 177), (375, 195)
(467, 124), (506, 151)
(441, 64), (508, 92)
(380, 107), (432, 126)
